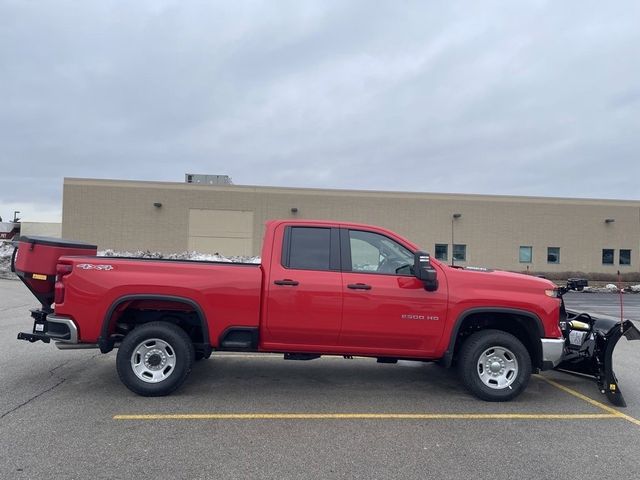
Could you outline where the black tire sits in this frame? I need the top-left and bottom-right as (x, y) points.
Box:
(458, 329), (531, 402)
(116, 321), (195, 396)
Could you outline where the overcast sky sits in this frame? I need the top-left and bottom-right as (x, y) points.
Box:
(1, 0), (639, 222)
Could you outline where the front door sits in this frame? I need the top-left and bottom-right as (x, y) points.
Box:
(339, 229), (447, 355)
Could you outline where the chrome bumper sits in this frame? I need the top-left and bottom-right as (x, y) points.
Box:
(47, 314), (79, 344)
(541, 338), (565, 369)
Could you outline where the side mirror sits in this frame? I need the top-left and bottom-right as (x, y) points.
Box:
(414, 250), (438, 292)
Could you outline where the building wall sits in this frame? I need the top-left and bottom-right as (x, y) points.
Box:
(20, 222), (62, 238)
(62, 178), (640, 274)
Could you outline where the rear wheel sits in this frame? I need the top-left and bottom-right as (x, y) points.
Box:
(116, 321), (194, 396)
(458, 329), (531, 402)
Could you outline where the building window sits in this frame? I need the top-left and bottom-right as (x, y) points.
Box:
(602, 249), (614, 265)
(435, 244), (448, 261)
(519, 246), (532, 263)
(453, 244), (466, 262)
(547, 247), (560, 264)
(620, 249), (631, 265)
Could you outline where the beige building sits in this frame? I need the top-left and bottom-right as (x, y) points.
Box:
(20, 222), (62, 238)
(62, 178), (640, 276)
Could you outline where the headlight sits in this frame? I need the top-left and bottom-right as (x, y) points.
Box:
(545, 288), (561, 298)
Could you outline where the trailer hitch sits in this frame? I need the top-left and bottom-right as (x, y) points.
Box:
(17, 332), (51, 343)
(16, 309), (52, 344)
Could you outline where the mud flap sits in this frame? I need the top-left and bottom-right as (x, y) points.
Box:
(556, 312), (640, 407)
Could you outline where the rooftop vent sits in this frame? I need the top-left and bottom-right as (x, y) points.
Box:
(185, 174), (233, 185)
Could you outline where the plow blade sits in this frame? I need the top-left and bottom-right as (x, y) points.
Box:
(556, 311), (640, 407)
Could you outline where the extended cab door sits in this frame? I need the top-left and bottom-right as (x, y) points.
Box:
(264, 225), (343, 347)
(339, 228), (447, 355)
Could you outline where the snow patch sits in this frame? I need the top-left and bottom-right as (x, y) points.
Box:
(583, 285), (618, 293)
(582, 284), (640, 293)
(0, 242), (17, 279)
(98, 249), (261, 264)
(0, 245), (260, 280)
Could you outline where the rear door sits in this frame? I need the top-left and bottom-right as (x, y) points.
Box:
(264, 225), (343, 347)
(339, 228), (447, 355)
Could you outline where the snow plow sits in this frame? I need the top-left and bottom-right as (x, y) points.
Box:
(556, 284), (640, 406)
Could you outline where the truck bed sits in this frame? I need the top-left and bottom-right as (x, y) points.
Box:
(54, 255), (263, 345)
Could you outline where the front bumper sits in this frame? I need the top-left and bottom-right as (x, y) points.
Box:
(541, 338), (565, 369)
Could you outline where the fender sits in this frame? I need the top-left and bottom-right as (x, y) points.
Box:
(441, 307), (545, 368)
(98, 294), (210, 354)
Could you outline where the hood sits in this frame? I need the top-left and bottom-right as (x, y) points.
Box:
(443, 263), (556, 292)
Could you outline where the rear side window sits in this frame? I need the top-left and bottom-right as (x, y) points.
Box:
(286, 227), (332, 271)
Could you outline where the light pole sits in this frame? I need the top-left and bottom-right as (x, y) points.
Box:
(451, 213), (461, 266)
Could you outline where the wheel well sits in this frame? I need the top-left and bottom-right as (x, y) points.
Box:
(117, 308), (204, 343)
(449, 312), (542, 370)
(100, 296), (210, 356)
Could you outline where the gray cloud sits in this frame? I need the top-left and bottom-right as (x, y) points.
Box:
(1, 0), (639, 221)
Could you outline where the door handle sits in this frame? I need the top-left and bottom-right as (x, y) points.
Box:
(347, 283), (372, 290)
(274, 279), (299, 286)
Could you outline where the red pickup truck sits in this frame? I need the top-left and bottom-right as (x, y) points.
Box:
(11, 220), (640, 405)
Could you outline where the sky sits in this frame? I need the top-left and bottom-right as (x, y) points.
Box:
(1, 0), (639, 222)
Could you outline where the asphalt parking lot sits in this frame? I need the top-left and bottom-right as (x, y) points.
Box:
(1, 279), (639, 480)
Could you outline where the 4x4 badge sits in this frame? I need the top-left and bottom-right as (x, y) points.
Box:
(76, 264), (114, 271)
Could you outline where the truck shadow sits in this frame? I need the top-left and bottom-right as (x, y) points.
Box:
(183, 356), (476, 406)
(27, 352), (569, 412)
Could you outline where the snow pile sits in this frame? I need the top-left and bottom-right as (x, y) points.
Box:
(0, 242), (16, 279)
(0, 245), (260, 281)
(99, 249), (261, 264)
(583, 284), (618, 293)
(582, 284), (640, 293)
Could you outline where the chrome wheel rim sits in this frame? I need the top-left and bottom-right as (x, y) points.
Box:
(130, 338), (176, 383)
(477, 346), (518, 389)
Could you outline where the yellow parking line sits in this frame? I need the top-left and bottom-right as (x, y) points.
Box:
(537, 375), (640, 427)
(113, 413), (617, 421)
(113, 375), (640, 423)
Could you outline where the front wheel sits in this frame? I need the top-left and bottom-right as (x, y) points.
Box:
(458, 329), (531, 402)
(116, 321), (195, 396)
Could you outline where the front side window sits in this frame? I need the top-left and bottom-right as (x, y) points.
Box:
(435, 244), (448, 261)
(453, 244), (466, 262)
(519, 246), (532, 263)
(547, 247), (560, 264)
(349, 230), (413, 275)
(620, 249), (631, 265)
(287, 227), (331, 270)
(602, 249), (614, 265)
